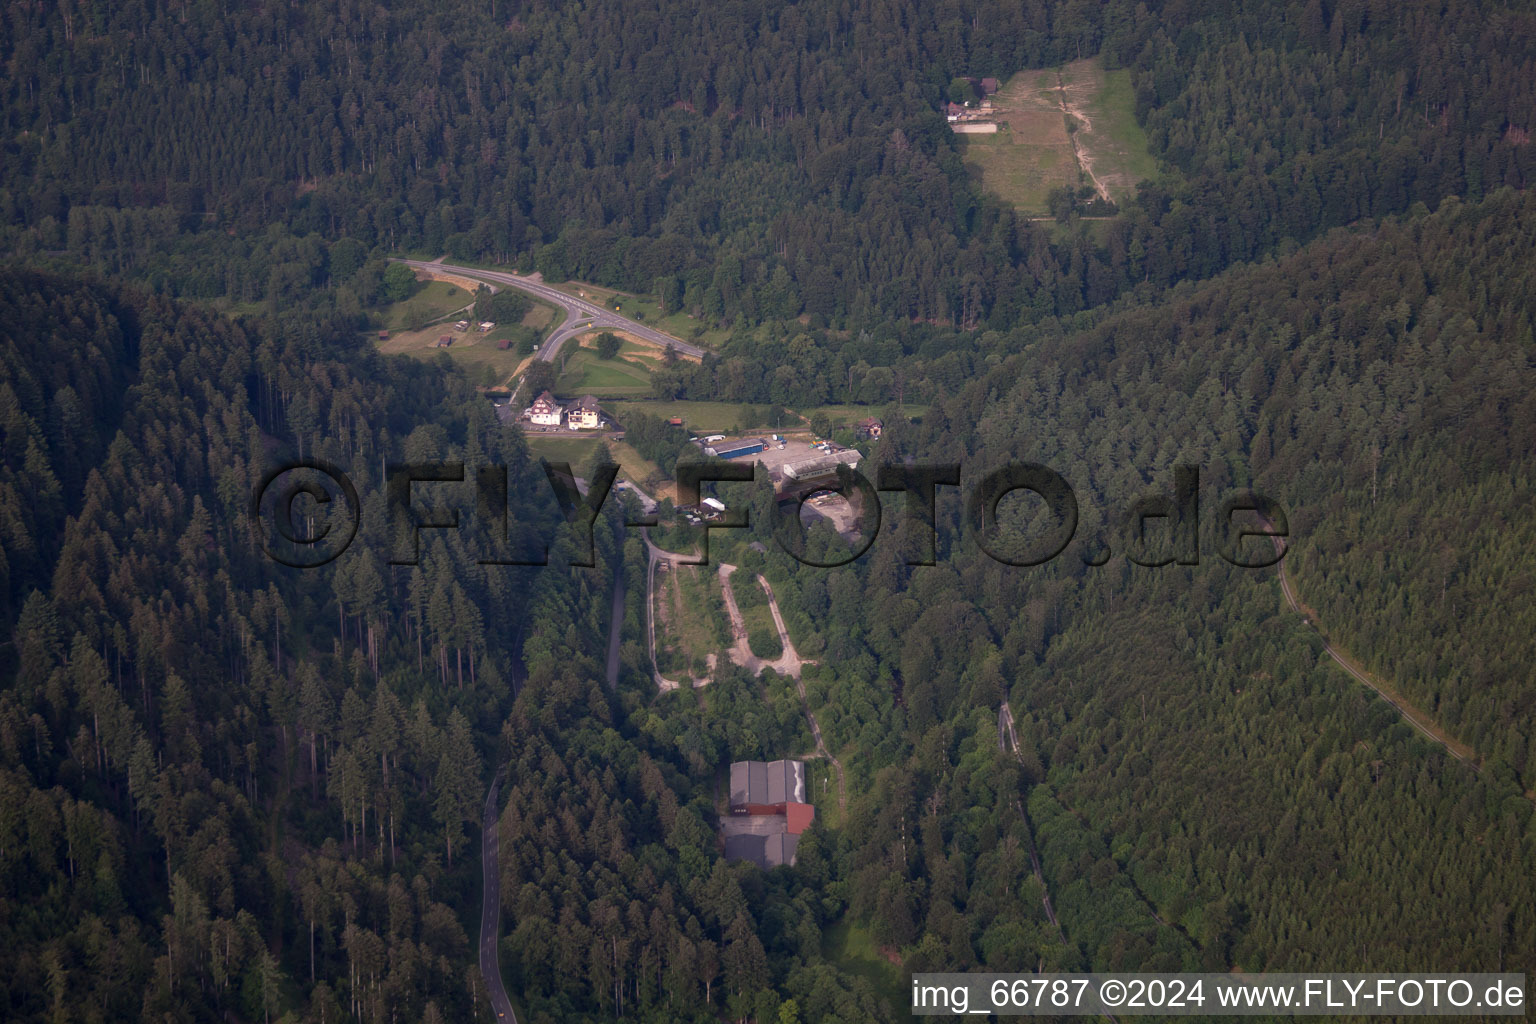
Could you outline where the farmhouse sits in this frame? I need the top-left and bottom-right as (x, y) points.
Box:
(858, 417), (883, 440)
(478, 321), (495, 332)
(567, 394), (603, 430)
(981, 76), (1001, 95)
(436, 335), (453, 348)
(526, 390), (563, 426)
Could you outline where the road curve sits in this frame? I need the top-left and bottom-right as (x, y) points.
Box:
(395, 258), (707, 364)
(479, 769), (517, 1023)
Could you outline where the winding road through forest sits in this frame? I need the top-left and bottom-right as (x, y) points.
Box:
(395, 257), (706, 363)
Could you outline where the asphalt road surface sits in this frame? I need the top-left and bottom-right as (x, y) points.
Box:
(395, 258), (707, 363)
(479, 769), (517, 1023)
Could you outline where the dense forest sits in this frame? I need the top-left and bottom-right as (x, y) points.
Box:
(3, 0), (1534, 334)
(748, 191), (1536, 978)
(3, 0), (1536, 1021)
(0, 264), (925, 1020)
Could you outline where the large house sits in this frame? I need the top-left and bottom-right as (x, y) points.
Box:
(526, 390), (563, 426)
(567, 394), (603, 430)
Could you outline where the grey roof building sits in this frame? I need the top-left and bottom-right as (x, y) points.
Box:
(724, 832), (800, 869)
(730, 760), (806, 810)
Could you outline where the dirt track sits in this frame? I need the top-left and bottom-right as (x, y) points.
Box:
(1269, 531), (1480, 769)
(717, 564), (809, 678)
(1054, 69), (1111, 202)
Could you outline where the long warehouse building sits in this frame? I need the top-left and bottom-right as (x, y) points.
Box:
(704, 438), (766, 459)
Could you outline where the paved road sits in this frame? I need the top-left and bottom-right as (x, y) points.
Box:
(479, 769), (517, 1023)
(396, 258), (707, 363)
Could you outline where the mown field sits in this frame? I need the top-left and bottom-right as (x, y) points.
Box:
(554, 339), (654, 396)
(959, 57), (1164, 215)
(374, 294), (555, 385)
(378, 279), (472, 331)
(959, 67), (1076, 214)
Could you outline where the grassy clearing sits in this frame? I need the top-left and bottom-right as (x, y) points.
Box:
(959, 57), (1163, 215)
(608, 400), (784, 434)
(556, 354), (652, 395)
(823, 919), (907, 1018)
(607, 440), (670, 500)
(379, 280), (472, 331)
(655, 563), (728, 677)
(372, 285), (558, 387)
(1061, 58), (1161, 202)
(520, 302), (555, 331)
(794, 404), (897, 428)
(376, 325), (530, 386)
(962, 135), (1073, 213)
(521, 435), (600, 467)
(522, 434), (663, 495)
(958, 67), (1077, 214)
(554, 340), (655, 396)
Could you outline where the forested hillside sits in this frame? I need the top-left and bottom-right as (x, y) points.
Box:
(750, 189), (1536, 977)
(3, 0), (1533, 334)
(3, 0), (1536, 1020)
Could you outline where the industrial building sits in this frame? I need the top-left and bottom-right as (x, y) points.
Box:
(731, 759), (806, 812)
(705, 438), (766, 459)
(780, 449), (861, 481)
(724, 833), (798, 869)
(724, 759), (815, 869)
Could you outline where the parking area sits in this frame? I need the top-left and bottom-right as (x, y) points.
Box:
(799, 491), (862, 538)
(697, 436), (855, 473)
